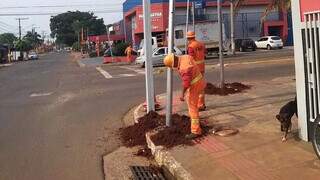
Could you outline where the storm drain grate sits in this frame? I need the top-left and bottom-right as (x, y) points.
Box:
(130, 166), (166, 180)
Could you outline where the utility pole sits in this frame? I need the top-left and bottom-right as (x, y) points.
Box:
(143, 0), (155, 112)
(185, 0), (190, 54)
(107, 25), (114, 60)
(16, 17), (28, 60)
(218, 0), (225, 88)
(230, 0), (235, 55)
(166, 0), (175, 126)
(16, 18), (28, 40)
(192, 2), (195, 32)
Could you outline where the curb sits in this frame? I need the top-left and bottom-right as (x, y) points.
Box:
(0, 63), (13, 67)
(207, 58), (293, 68)
(132, 103), (193, 180)
(146, 131), (193, 180)
(133, 103), (144, 123)
(101, 62), (133, 67)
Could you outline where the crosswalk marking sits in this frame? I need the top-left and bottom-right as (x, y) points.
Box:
(96, 67), (113, 79)
(116, 74), (136, 77)
(120, 66), (145, 74)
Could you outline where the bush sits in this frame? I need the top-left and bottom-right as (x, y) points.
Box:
(72, 42), (81, 51)
(113, 42), (129, 56)
(89, 51), (97, 57)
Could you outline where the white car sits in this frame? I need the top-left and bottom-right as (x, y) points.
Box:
(136, 47), (183, 67)
(255, 36), (283, 50)
(28, 52), (39, 60)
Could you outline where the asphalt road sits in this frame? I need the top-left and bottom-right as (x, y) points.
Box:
(0, 50), (295, 180)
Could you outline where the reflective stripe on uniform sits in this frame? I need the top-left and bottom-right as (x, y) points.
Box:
(190, 74), (203, 85)
(195, 60), (204, 65)
(191, 118), (200, 125)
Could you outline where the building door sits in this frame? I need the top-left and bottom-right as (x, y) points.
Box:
(303, 12), (320, 139)
(268, 26), (282, 36)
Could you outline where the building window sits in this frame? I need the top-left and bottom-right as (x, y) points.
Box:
(175, 30), (184, 39)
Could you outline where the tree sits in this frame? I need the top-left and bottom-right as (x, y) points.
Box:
(50, 11), (106, 46)
(0, 33), (17, 47)
(23, 31), (43, 48)
(232, 0), (291, 19)
(14, 39), (33, 52)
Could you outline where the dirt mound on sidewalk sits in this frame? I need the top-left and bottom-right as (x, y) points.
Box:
(150, 114), (212, 148)
(205, 82), (251, 95)
(120, 111), (212, 150)
(120, 111), (164, 147)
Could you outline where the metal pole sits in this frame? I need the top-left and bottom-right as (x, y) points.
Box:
(185, 0), (190, 54)
(143, 0), (155, 112)
(107, 26), (114, 59)
(230, 1), (235, 55)
(192, 2), (195, 32)
(218, 0), (225, 88)
(18, 19), (21, 40)
(166, 0), (175, 127)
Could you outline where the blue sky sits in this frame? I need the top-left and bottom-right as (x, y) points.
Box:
(0, 0), (125, 38)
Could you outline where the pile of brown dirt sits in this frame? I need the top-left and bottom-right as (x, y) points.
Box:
(120, 111), (212, 150)
(150, 114), (212, 148)
(135, 146), (153, 159)
(205, 82), (251, 96)
(119, 111), (164, 147)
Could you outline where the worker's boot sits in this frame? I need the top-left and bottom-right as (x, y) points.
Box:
(185, 133), (200, 140)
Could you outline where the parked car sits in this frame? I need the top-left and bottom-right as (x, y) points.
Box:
(234, 38), (256, 52)
(136, 47), (183, 68)
(255, 36), (283, 50)
(28, 51), (39, 60)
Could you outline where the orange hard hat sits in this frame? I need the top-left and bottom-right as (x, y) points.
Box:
(163, 53), (175, 67)
(187, 31), (195, 38)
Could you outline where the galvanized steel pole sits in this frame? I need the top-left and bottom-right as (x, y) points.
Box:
(166, 0), (175, 127)
(185, 0), (190, 54)
(143, 0), (155, 112)
(192, 2), (195, 32)
(230, 0), (235, 55)
(218, 0), (225, 88)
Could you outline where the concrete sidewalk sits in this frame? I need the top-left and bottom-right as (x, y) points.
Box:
(136, 76), (320, 180)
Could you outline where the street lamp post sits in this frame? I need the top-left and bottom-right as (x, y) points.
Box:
(143, 0), (155, 112)
(166, 0), (175, 127)
(218, 0), (225, 88)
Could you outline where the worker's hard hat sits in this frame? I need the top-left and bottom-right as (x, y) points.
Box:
(163, 53), (175, 68)
(187, 31), (195, 38)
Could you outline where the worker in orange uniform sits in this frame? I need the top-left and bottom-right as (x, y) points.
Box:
(187, 31), (206, 111)
(164, 53), (206, 139)
(124, 44), (133, 62)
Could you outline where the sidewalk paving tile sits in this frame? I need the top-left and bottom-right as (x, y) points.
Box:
(153, 76), (320, 179)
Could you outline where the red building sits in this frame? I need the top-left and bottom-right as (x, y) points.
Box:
(123, 0), (291, 47)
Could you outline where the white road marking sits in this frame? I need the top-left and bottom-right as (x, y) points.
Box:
(96, 67), (113, 79)
(116, 74), (136, 77)
(120, 66), (145, 74)
(30, 92), (53, 97)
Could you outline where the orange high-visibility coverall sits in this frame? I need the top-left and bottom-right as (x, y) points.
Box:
(188, 39), (206, 109)
(178, 55), (206, 135)
(124, 46), (133, 62)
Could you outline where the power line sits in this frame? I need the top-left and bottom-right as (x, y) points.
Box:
(0, 10), (123, 16)
(0, 3), (124, 9)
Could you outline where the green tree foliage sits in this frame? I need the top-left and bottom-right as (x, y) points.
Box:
(0, 33), (17, 47)
(14, 39), (33, 52)
(72, 42), (81, 51)
(50, 11), (106, 46)
(23, 31), (43, 48)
